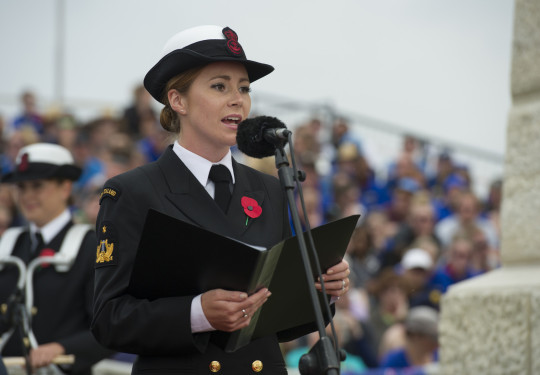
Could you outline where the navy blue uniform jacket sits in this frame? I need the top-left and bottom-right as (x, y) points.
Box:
(91, 146), (317, 375)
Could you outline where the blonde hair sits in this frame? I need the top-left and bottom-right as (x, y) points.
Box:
(159, 66), (205, 133)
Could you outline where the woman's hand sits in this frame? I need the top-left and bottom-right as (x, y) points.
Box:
(201, 288), (271, 332)
(30, 342), (65, 369)
(315, 259), (350, 298)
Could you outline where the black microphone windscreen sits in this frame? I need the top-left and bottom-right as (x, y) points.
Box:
(236, 116), (287, 158)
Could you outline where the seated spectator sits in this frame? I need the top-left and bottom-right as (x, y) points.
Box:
(1, 129), (40, 176)
(388, 135), (428, 183)
(122, 84), (157, 139)
(386, 177), (421, 226)
(324, 171), (366, 222)
(102, 132), (145, 179)
(365, 210), (396, 256)
(345, 224), (381, 288)
(366, 268), (410, 359)
(432, 172), (468, 222)
(380, 306), (439, 369)
(429, 235), (478, 294)
(0, 184), (23, 227)
(483, 178), (502, 240)
(435, 190), (499, 250)
(9, 90), (44, 135)
(285, 311), (368, 373)
(427, 151), (454, 199)
(466, 225), (500, 274)
(381, 191), (441, 268)
(136, 110), (168, 163)
(293, 122), (322, 171)
(55, 114), (79, 151)
(296, 185), (325, 231)
(330, 117), (363, 160)
(335, 288), (378, 369)
(399, 248), (440, 310)
(385, 152), (425, 194)
(73, 182), (103, 226)
(0, 204), (13, 236)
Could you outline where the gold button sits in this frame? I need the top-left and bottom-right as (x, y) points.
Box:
(209, 361), (221, 373)
(252, 360), (263, 372)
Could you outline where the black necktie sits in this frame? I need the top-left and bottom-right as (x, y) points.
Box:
(209, 164), (232, 213)
(34, 231), (44, 253)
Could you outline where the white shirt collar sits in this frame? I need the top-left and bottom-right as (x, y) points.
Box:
(172, 142), (235, 186)
(30, 209), (71, 245)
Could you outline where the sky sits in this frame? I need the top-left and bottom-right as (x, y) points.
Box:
(0, 0), (515, 194)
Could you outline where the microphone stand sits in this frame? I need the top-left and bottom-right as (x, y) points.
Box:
(272, 142), (344, 375)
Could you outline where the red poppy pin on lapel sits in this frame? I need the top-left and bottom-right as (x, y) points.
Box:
(241, 196), (262, 226)
(39, 248), (55, 268)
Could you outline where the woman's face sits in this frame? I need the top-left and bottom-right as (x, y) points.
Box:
(15, 179), (71, 227)
(175, 61), (251, 161)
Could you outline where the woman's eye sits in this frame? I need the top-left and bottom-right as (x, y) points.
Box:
(240, 86), (252, 94)
(211, 83), (226, 91)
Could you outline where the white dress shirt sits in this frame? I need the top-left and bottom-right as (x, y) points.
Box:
(172, 142), (235, 333)
(30, 208), (71, 249)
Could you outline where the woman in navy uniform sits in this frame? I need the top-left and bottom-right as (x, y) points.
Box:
(0, 143), (114, 374)
(91, 25), (350, 374)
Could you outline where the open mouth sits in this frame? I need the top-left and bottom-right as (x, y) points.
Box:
(222, 115), (242, 126)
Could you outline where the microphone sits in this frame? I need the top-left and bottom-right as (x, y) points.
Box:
(236, 116), (291, 158)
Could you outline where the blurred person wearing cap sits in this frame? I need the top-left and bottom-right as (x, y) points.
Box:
(0, 143), (114, 374)
(399, 248), (441, 310)
(91, 25), (350, 375)
(379, 306), (439, 369)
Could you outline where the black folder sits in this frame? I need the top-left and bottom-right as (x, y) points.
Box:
(128, 209), (359, 352)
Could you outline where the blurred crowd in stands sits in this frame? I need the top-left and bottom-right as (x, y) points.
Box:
(0, 88), (503, 374)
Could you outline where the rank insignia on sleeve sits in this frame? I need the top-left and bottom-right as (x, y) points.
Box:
(99, 187), (120, 205)
(95, 222), (118, 268)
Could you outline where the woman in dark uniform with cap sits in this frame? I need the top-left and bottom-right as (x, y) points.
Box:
(0, 143), (113, 374)
(91, 25), (351, 374)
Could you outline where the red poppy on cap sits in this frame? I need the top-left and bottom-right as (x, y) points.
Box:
(223, 27), (243, 56)
(18, 153), (29, 172)
(1, 143), (81, 184)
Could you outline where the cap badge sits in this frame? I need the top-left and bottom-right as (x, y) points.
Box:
(222, 27), (243, 56)
(18, 153), (29, 172)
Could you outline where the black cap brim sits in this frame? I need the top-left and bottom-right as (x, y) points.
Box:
(1, 163), (82, 184)
(144, 48), (274, 103)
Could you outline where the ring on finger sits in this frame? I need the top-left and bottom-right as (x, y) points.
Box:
(242, 309), (248, 318)
(341, 279), (346, 290)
